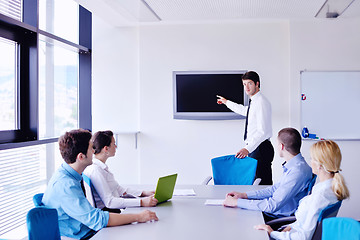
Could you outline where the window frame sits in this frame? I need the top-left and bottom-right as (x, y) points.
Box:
(0, 13), (38, 144)
(0, 1), (92, 236)
(0, 0), (92, 149)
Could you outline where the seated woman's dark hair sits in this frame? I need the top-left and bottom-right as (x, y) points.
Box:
(92, 130), (114, 154)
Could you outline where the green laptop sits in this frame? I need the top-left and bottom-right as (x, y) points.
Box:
(154, 173), (178, 203)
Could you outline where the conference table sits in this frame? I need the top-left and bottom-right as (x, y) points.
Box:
(92, 185), (268, 240)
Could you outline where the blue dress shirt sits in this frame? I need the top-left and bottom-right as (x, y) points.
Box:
(237, 153), (313, 217)
(42, 163), (109, 239)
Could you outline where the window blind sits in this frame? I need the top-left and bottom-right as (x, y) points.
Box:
(0, 0), (22, 21)
(0, 145), (46, 236)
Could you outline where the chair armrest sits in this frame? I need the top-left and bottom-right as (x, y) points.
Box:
(253, 178), (261, 185)
(202, 176), (212, 185)
(266, 216), (296, 231)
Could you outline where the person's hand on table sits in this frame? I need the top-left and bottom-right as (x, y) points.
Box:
(141, 190), (155, 197)
(226, 191), (247, 199)
(223, 195), (238, 207)
(141, 196), (158, 207)
(137, 210), (158, 223)
(254, 224), (274, 235)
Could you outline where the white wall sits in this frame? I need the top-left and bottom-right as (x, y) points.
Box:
(92, 17), (360, 218)
(92, 15), (140, 183)
(93, 20), (291, 185)
(289, 19), (360, 218)
(137, 21), (290, 184)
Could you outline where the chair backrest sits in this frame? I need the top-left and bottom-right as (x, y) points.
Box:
(27, 207), (61, 240)
(307, 174), (317, 195)
(33, 193), (44, 207)
(211, 155), (257, 185)
(82, 174), (97, 207)
(311, 201), (342, 240)
(321, 217), (360, 240)
(317, 201), (342, 222)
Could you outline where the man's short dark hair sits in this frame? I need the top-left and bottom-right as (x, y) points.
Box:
(58, 129), (92, 164)
(92, 130), (114, 154)
(278, 128), (302, 155)
(242, 71), (260, 88)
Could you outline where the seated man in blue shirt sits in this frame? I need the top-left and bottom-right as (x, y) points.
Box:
(223, 127), (313, 221)
(42, 129), (158, 239)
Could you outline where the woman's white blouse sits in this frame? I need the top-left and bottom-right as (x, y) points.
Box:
(83, 158), (142, 209)
(270, 179), (338, 240)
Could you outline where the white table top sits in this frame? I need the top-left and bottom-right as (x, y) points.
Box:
(92, 185), (268, 240)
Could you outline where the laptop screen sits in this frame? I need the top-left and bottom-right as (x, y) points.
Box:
(154, 173), (178, 203)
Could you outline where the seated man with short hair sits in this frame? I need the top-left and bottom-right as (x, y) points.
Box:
(224, 128), (313, 221)
(42, 129), (158, 239)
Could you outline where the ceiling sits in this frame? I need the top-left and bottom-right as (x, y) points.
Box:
(76, 0), (360, 26)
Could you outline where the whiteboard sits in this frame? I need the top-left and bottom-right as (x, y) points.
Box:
(301, 71), (360, 140)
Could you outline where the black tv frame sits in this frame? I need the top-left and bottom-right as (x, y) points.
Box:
(173, 70), (248, 120)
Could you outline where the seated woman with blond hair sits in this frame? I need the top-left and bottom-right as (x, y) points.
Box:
(84, 130), (157, 212)
(255, 140), (349, 240)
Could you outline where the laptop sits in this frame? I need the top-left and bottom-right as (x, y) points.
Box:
(154, 173), (178, 203)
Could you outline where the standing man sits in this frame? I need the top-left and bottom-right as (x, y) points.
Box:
(217, 71), (274, 185)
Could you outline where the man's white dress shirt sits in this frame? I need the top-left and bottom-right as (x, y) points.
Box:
(225, 91), (272, 153)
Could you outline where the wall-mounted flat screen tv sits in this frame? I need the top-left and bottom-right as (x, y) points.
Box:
(173, 71), (248, 120)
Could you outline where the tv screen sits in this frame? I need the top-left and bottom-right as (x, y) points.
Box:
(173, 71), (248, 120)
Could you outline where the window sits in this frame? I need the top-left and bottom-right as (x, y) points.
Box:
(0, 0), (22, 21)
(0, 145), (47, 235)
(0, 1), (38, 144)
(0, 0), (91, 144)
(0, 37), (18, 131)
(39, 0), (78, 44)
(0, 0), (92, 237)
(39, 39), (79, 139)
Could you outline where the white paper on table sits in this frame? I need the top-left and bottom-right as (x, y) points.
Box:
(204, 199), (224, 206)
(173, 189), (196, 196)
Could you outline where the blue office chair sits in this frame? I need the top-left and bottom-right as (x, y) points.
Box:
(83, 174), (122, 213)
(210, 155), (258, 185)
(307, 174), (317, 195)
(321, 217), (360, 240)
(267, 200), (342, 239)
(82, 174), (97, 208)
(27, 207), (61, 240)
(311, 201), (343, 240)
(33, 193), (44, 207)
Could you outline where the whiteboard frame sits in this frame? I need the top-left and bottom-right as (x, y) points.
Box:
(300, 70), (360, 141)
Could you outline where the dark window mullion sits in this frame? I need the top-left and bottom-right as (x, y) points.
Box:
(22, 0), (37, 28)
(22, 0), (38, 140)
(18, 30), (37, 142)
(78, 6), (92, 131)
